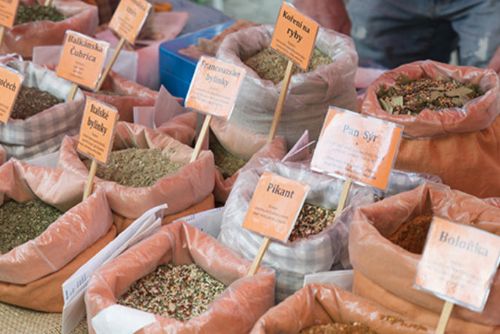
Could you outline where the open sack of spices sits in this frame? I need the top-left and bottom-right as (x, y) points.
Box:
(216, 24), (358, 147)
(85, 221), (275, 334)
(58, 122), (215, 219)
(219, 160), (374, 301)
(349, 183), (500, 332)
(0, 159), (116, 312)
(0, 60), (84, 160)
(0, 0), (98, 58)
(251, 283), (432, 334)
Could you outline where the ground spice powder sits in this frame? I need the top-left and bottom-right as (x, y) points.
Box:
(11, 86), (63, 120)
(300, 322), (378, 334)
(288, 203), (336, 242)
(118, 263), (226, 321)
(15, 4), (65, 25)
(387, 214), (433, 254)
(209, 132), (247, 178)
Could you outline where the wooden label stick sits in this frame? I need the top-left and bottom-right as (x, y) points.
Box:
(95, 37), (126, 92)
(45, 0), (54, 7)
(267, 59), (294, 143)
(190, 114), (212, 162)
(83, 160), (98, 200)
(67, 83), (78, 102)
(436, 301), (454, 334)
(335, 178), (352, 215)
(0, 26), (4, 47)
(247, 237), (271, 276)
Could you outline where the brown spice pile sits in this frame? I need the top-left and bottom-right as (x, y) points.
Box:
(300, 322), (378, 334)
(377, 76), (481, 115)
(210, 132), (247, 178)
(380, 315), (428, 331)
(118, 264), (226, 321)
(11, 86), (63, 120)
(244, 47), (332, 84)
(289, 203), (336, 242)
(387, 214), (433, 254)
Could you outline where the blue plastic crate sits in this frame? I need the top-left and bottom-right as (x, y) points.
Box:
(159, 20), (235, 100)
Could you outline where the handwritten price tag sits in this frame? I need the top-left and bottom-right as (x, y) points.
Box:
(109, 0), (151, 44)
(0, 0), (20, 28)
(0, 64), (23, 123)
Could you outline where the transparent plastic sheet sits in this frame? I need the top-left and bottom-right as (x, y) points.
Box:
(361, 60), (500, 138)
(85, 221), (275, 334)
(349, 183), (500, 326)
(0, 0), (99, 58)
(58, 122), (216, 219)
(250, 283), (433, 334)
(216, 25), (358, 147)
(218, 160), (375, 301)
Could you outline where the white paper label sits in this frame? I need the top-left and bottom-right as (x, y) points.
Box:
(92, 305), (156, 334)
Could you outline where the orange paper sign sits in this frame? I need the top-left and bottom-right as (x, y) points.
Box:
(0, 0), (20, 28)
(311, 107), (402, 190)
(109, 0), (151, 44)
(0, 65), (23, 123)
(271, 2), (319, 70)
(415, 217), (500, 312)
(56, 31), (109, 90)
(77, 97), (119, 164)
(243, 172), (310, 242)
(185, 56), (246, 120)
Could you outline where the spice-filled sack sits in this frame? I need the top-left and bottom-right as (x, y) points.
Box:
(216, 25), (357, 147)
(85, 71), (158, 123)
(0, 60), (84, 160)
(349, 183), (500, 327)
(219, 160), (374, 301)
(0, 0), (98, 58)
(58, 122), (215, 219)
(85, 221), (275, 334)
(251, 283), (432, 334)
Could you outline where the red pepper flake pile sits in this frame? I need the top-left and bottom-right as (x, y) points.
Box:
(118, 263), (226, 321)
(288, 203), (336, 242)
(387, 214), (433, 254)
(300, 322), (378, 334)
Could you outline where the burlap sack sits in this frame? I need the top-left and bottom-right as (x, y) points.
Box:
(251, 283), (433, 334)
(58, 122), (215, 218)
(85, 71), (158, 123)
(349, 183), (500, 326)
(0, 226), (116, 312)
(216, 25), (357, 147)
(85, 221), (275, 334)
(0, 0), (98, 58)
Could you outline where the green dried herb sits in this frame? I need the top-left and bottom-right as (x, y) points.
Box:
(244, 47), (332, 84)
(210, 132), (247, 178)
(15, 4), (65, 25)
(0, 199), (62, 254)
(84, 148), (184, 188)
(288, 203), (336, 242)
(118, 263), (226, 321)
(11, 86), (63, 120)
(300, 322), (379, 334)
(377, 77), (482, 115)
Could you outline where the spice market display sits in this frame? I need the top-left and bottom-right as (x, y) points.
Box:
(0, 0), (498, 333)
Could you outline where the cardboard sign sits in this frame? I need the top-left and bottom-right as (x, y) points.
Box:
(415, 217), (500, 312)
(0, 65), (23, 123)
(0, 0), (20, 28)
(56, 31), (109, 90)
(243, 172), (310, 243)
(109, 0), (152, 44)
(311, 107), (403, 190)
(185, 56), (245, 120)
(77, 97), (118, 164)
(271, 2), (319, 70)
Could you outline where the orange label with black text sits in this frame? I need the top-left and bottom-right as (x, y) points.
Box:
(271, 2), (319, 70)
(56, 31), (109, 90)
(0, 65), (23, 123)
(109, 0), (151, 44)
(415, 217), (500, 312)
(311, 107), (402, 190)
(243, 172), (310, 242)
(77, 97), (119, 164)
(0, 0), (20, 28)
(185, 56), (245, 120)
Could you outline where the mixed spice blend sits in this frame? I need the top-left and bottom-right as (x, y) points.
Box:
(387, 214), (433, 254)
(15, 4), (65, 25)
(11, 86), (63, 120)
(289, 203), (336, 242)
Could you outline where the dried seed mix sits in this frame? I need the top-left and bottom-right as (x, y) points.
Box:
(244, 47), (332, 84)
(84, 148), (184, 188)
(11, 86), (63, 120)
(15, 4), (65, 25)
(210, 132), (247, 178)
(118, 263), (226, 321)
(387, 214), (433, 254)
(0, 199), (62, 254)
(288, 203), (336, 242)
(377, 76), (481, 115)
(300, 322), (378, 334)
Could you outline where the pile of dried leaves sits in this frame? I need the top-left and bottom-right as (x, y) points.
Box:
(210, 132), (247, 179)
(15, 4), (65, 25)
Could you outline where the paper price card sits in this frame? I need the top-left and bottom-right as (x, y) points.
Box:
(271, 2), (319, 70)
(77, 97), (119, 165)
(185, 56), (246, 120)
(243, 172), (310, 243)
(0, 0), (20, 28)
(56, 31), (109, 90)
(0, 65), (23, 123)
(311, 107), (403, 190)
(415, 217), (500, 312)
(109, 0), (152, 44)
